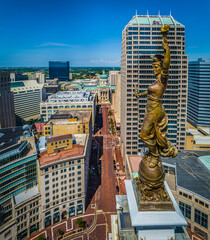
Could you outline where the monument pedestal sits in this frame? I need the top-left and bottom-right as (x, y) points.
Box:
(125, 180), (187, 240)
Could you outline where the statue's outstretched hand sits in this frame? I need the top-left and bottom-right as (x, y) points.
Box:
(161, 24), (170, 34)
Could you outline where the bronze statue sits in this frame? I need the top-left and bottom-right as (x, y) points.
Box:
(135, 25), (178, 202)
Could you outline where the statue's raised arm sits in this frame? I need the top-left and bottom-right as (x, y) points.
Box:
(161, 25), (170, 86)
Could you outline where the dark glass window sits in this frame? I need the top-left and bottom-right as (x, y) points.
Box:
(179, 202), (191, 219)
(194, 209), (208, 228)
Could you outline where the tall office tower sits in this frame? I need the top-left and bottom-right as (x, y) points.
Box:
(49, 61), (69, 81)
(0, 72), (16, 128)
(10, 80), (46, 125)
(188, 58), (210, 127)
(121, 15), (188, 161)
(109, 71), (120, 85)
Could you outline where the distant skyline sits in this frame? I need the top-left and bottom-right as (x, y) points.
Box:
(0, 0), (210, 67)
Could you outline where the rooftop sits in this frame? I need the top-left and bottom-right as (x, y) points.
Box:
(10, 82), (25, 88)
(162, 150), (210, 201)
(10, 80), (44, 90)
(0, 126), (32, 152)
(199, 126), (210, 135)
(15, 186), (39, 205)
(33, 122), (45, 132)
(47, 134), (72, 144)
(46, 109), (91, 125)
(38, 134), (87, 166)
(198, 156), (210, 171)
(187, 128), (210, 145)
(128, 15), (183, 26)
(100, 74), (108, 79)
(189, 58), (210, 64)
(127, 155), (142, 179)
(47, 90), (93, 103)
(39, 144), (84, 166)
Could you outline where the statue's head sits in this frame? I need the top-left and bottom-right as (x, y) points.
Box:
(152, 55), (164, 76)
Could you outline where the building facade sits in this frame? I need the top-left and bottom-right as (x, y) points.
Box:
(109, 71), (120, 86)
(14, 186), (41, 240)
(0, 72), (16, 128)
(40, 90), (96, 126)
(111, 73), (121, 127)
(98, 87), (110, 103)
(188, 58), (210, 127)
(162, 151), (210, 240)
(11, 80), (46, 125)
(0, 126), (38, 239)
(121, 15), (188, 161)
(43, 109), (92, 137)
(49, 61), (69, 81)
(38, 134), (91, 229)
(99, 74), (108, 87)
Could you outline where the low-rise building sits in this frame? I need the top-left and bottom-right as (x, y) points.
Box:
(38, 133), (91, 229)
(125, 151), (210, 240)
(40, 90), (96, 126)
(44, 83), (61, 98)
(186, 122), (210, 151)
(162, 151), (210, 240)
(28, 72), (46, 84)
(43, 109), (92, 137)
(98, 87), (110, 103)
(99, 74), (108, 87)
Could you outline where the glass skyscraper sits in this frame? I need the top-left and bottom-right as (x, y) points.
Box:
(120, 15), (188, 161)
(49, 61), (69, 81)
(0, 127), (38, 228)
(188, 58), (210, 127)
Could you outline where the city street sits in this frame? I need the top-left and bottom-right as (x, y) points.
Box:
(97, 104), (117, 212)
(28, 103), (121, 240)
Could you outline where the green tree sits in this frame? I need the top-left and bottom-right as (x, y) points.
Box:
(38, 234), (45, 240)
(57, 229), (64, 235)
(76, 217), (85, 228)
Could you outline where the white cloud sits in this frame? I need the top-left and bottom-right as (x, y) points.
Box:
(36, 42), (74, 47)
(90, 58), (120, 66)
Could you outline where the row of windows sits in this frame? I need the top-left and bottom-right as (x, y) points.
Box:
(127, 36), (183, 40)
(41, 105), (92, 110)
(44, 160), (81, 173)
(45, 167), (81, 180)
(127, 27), (184, 31)
(179, 202), (208, 229)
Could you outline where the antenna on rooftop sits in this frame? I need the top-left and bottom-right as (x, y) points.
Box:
(158, 10), (160, 16)
(170, 10), (172, 16)
(136, 9), (138, 16)
(147, 10), (149, 16)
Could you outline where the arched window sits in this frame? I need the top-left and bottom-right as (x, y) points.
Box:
(69, 207), (75, 217)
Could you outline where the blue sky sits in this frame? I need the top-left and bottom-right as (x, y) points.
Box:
(0, 0), (209, 67)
